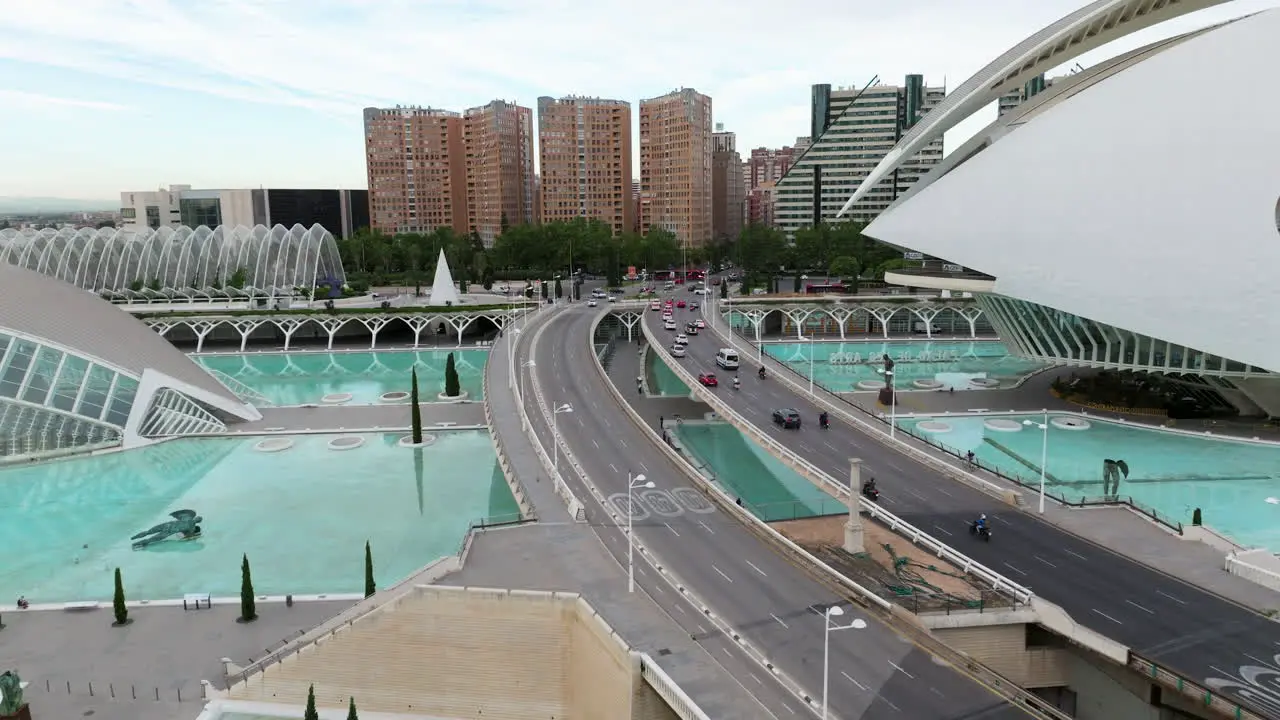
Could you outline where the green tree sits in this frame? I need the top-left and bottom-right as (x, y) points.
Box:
(444, 353), (461, 397)
(500, 212), (510, 234)
(239, 554), (257, 623)
(829, 255), (860, 280)
(228, 267), (248, 289)
(305, 684), (319, 720)
(410, 368), (422, 444)
(112, 567), (129, 626)
(364, 541), (376, 598)
(737, 224), (786, 276)
(554, 277), (563, 299)
(347, 697), (359, 720)
(720, 280), (728, 299)
(793, 274), (802, 293)
(540, 281), (549, 300)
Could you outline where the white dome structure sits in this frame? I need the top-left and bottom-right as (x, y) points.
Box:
(858, 8), (1280, 416)
(0, 223), (345, 301)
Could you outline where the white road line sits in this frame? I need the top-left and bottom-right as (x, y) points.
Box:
(907, 488), (928, 501)
(882, 698), (901, 712)
(1156, 589), (1186, 605)
(609, 463), (618, 473)
(698, 520), (715, 534)
(1245, 653), (1270, 666)
(665, 522), (680, 537)
(639, 462), (649, 473)
(841, 671), (867, 690)
(745, 560), (768, 577)
(696, 623), (706, 633)
(712, 565), (734, 583)
(934, 486), (953, 497)
(1034, 555), (1057, 568)
(888, 661), (915, 679)
(1063, 548), (1088, 561)
(781, 702), (798, 715)
(592, 438), (600, 449)
(1126, 599), (1154, 615)
(885, 460), (908, 474)
(770, 613), (789, 629)
(749, 673), (764, 686)
(933, 525), (953, 537)
(619, 438), (628, 448)
(823, 441), (839, 451)
(720, 646), (733, 659)
(674, 604), (686, 615)
(1092, 608), (1123, 625)
(930, 687), (945, 698)
(1002, 562), (1027, 576)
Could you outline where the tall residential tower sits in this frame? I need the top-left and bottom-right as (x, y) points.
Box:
(537, 96), (633, 235)
(711, 123), (744, 243)
(463, 100), (535, 245)
(364, 106), (468, 235)
(638, 88), (713, 246)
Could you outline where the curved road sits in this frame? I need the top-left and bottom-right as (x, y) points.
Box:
(521, 305), (1030, 719)
(646, 301), (1280, 715)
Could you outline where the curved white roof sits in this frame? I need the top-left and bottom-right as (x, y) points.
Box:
(837, 0), (1229, 218)
(862, 8), (1280, 373)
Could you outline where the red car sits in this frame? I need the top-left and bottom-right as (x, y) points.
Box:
(698, 372), (718, 387)
(676, 300), (687, 308)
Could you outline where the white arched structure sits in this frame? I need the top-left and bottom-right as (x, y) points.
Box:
(837, 0), (1229, 217)
(0, 223), (345, 301)
(862, 10), (1280, 413)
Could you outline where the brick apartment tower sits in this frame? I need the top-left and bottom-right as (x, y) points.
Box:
(463, 100), (535, 245)
(639, 88), (713, 247)
(711, 123), (744, 243)
(537, 96), (634, 236)
(744, 143), (803, 228)
(364, 106), (468, 235)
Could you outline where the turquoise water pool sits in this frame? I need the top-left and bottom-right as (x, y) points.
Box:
(765, 340), (1047, 392)
(898, 414), (1280, 550)
(672, 422), (842, 521)
(646, 348), (691, 396)
(3, 431), (517, 603)
(196, 349), (488, 405)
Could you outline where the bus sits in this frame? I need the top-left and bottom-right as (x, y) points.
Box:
(805, 282), (850, 294)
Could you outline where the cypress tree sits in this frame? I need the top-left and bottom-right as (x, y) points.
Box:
(112, 567), (129, 626)
(364, 541), (376, 598)
(719, 280), (727, 299)
(304, 684), (319, 720)
(444, 353), (461, 397)
(410, 368), (423, 444)
(239, 554), (257, 623)
(346, 696), (359, 720)
(554, 278), (563, 299)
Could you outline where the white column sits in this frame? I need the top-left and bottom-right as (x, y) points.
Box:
(844, 458), (864, 553)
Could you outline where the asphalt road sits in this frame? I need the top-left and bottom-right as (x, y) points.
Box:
(526, 306), (1028, 719)
(647, 303), (1280, 715)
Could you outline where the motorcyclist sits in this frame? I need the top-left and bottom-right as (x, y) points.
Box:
(819, 411), (829, 428)
(975, 513), (988, 531)
(758, 366), (767, 379)
(862, 476), (877, 496)
(733, 375), (741, 390)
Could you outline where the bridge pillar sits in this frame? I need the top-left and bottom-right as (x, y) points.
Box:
(844, 458), (865, 554)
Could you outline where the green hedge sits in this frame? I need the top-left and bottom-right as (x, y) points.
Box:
(133, 303), (526, 320)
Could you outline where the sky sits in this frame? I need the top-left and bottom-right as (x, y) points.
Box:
(0, 0), (1273, 201)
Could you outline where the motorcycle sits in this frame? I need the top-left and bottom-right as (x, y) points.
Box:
(732, 378), (741, 391)
(861, 483), (880, 502)
(758, 367), (767, 380)
(969, 522), (992, 541)
(819, 413), (830, 429)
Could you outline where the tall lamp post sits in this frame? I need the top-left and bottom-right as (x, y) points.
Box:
(552, 402), (573, 473)
(799, 334), (816, 396)
(823, 606), (867, 720)
(878, 368), (896, 439)
(508, 328), (522, 391)
(1023, 409), (1050, 514)
(519, 360), (536, 424)
(627, 472), (655, 593)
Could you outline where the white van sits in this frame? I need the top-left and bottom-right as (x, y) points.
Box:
(715, 348), (740, 370)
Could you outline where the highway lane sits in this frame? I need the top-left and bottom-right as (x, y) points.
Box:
(529, 306), (1029, 719)
(654, 305), (1280, 710)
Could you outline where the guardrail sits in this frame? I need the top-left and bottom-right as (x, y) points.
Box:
(641, 317), (1034, 607)
(1129, 654), (1268, 720)
(508, 308), (586, 522)
(483, 351), (536, 520)
(1225, 552), (1280, 593)
(639, 653), (714, 720)
(609, 310), (1067, 720)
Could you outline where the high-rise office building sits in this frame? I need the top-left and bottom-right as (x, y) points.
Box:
(711, 123), (744, 243)
(774, 76), (944, 235)
(998, 73), (1061, 116)
(537, 96), (634, 235)
(639, 88), (714, 246)
(364, 106), (468, 235)
(463, 100), (535, 245)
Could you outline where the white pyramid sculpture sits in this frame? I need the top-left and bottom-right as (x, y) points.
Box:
(429, 248), (461, 306)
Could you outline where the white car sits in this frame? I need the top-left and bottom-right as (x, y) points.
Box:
(674, 333), (689, 344)
(693, 288), (708, 295)
(670, 344), (687, 357)
(664, 320), (678, 331)
(650, 301), (661, 311)
(587, 299), (598, 307)
(695, 319), (706, 329)
(662, 313), (673, 322)
(607, 295), (618, 303)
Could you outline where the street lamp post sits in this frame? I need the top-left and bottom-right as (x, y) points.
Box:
(803, 334), (816, 396)
(879, 368), (896, 439)
(508, 328), (523, 391)
(627, 472), (655, 593)
(552, 402), (573, 474)
(823, 605), (867, 720)
(1023, 409), (1050, 514)
(519, 359), (536, 422)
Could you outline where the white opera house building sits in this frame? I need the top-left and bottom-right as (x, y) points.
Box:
(841, 0), (1280, 418)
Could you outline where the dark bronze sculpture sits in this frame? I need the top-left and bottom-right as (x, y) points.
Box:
(131, 509), (203, 549)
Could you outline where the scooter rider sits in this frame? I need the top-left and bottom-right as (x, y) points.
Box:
(975, 513), (988, 531)
(733, 375), (741, 390)
(819, 411), (829, 428)
(862, 476), (878, 496)
(758, 366), (767, 379)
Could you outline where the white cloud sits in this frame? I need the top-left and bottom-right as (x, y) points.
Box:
(0, 89), (130, 112)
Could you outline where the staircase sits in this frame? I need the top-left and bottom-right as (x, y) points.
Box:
(203, 368), (274, 406)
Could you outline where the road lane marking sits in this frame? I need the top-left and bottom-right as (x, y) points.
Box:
(1034, 555), (1057, 568)
(770, 613), (789, 628)
(749, 673), (764, 686)
(745, 560), (768, 577)
(934, 486), (953, 497)
(619, 438), (628, 448)
(1063, 548), (1089, 561)
(907, 488), (928, 501)
(665, 522), (680, 536)
(841, 671), (867, 690)
(1245, 653), (1270, 666)
(639, 462), (649, 472)
(823, 441), (839, 451)
(698, 520), (715, 534)
(592, 438), (600, 449)
(720, 646), (734, 659)
(609, 463), (618, 473)
(782, 702), (797, 715)
(1126, 600), (1154, 615)
(1092, 608), (1123, 625)
(888, 661), (915, 679)
(1156, 590), (1186, 605)
(933, 525), (953, 536)
(712, 565), (734, 583)
(1002, 562), (1027, 576)
(881, 698), (901, 712)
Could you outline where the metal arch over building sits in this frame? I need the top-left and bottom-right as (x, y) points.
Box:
(837, 0), (1228, 218)
(0, 223), (346, 300)
(0, 264), (259, 461)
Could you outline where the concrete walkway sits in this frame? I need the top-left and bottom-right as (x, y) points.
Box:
(610, 339), (715, 433)
(232, 403), (484, 433)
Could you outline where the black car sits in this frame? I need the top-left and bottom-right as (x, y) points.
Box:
(772, 408), (802, 429)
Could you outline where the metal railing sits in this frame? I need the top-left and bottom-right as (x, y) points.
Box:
(1129, 654), (1269, 720)
(639, 654), (714, 720)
